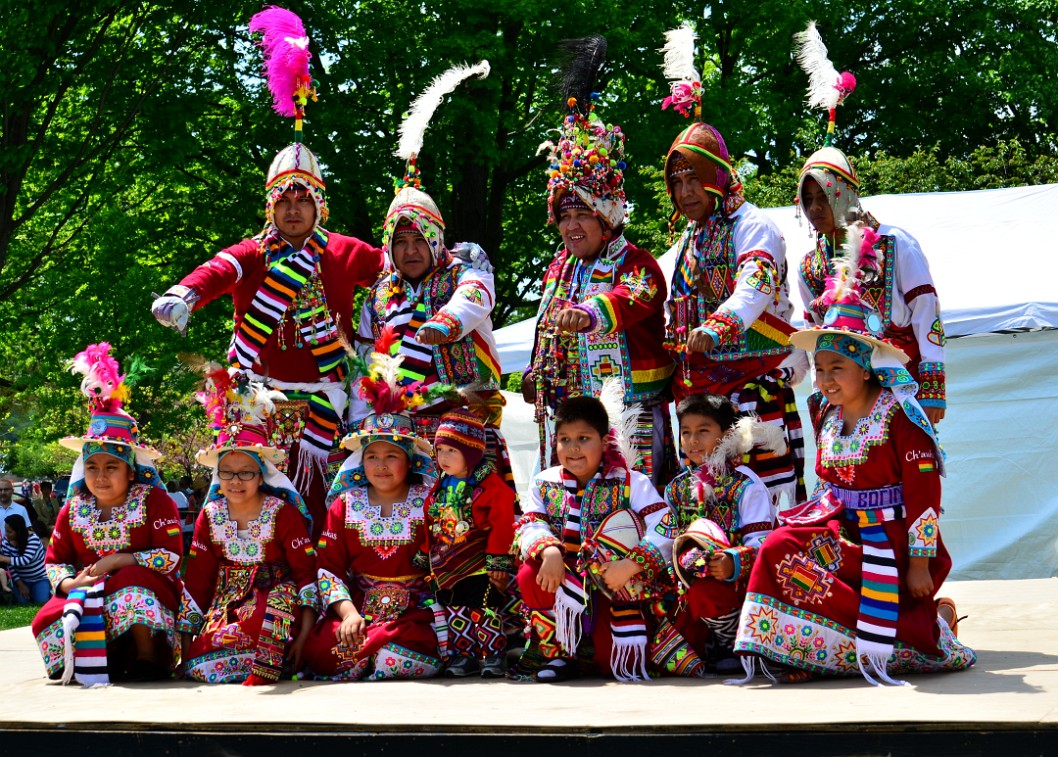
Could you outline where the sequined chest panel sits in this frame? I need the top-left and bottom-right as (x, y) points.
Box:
(68, 484), (151, 555)
(343, 484), (428, 559)
(372, 268), (486, 388)
(538, 478), (627, 539)
(817, 391), (900, 485)
(206, 495), (282, 565)
(802, 234), (895, 325)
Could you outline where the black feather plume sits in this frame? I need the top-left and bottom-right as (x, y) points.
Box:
(556, 35), (608, 107)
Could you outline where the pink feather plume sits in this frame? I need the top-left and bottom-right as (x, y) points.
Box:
(249, 6), (312, 118)
(195, 364), (234, 430)
(67, 342), (125, 410)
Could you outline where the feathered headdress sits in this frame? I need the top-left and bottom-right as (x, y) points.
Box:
(704, 416), (787, 479)
(249, 6), (317, 141)
(354, 327), (452, 414)
(542, 36), (628, 228)
(793, 22), (857, 147)
(659, 24), (701, 119)
(598, 376), (642, 475)
(67, 342), (127, 411)
(816, 221), (884, 309)
(395, 61), (490, 191)
(195, 364), (288, 466)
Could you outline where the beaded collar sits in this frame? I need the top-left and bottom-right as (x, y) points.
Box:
(68, 483), (150, 554)
(206, 495), (282, 564)
(818, 391), (900, 475)
(343, 482), (429, 559)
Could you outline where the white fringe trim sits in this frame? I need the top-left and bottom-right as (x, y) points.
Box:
(610, 638), (649, 683)
(553, 589), (584, 656)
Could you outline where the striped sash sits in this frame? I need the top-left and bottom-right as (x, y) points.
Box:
(229, 230), (345, 460)
(61, 579), (109, 687)
(848, 504), (907, 686)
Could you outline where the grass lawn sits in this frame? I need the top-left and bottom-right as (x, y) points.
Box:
(0, 602), (42, 631)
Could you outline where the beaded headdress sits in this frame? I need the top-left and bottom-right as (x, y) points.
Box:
(194, 364), (287, 467)
(249, 7), (329, 231)
(542, 36), (628, 229)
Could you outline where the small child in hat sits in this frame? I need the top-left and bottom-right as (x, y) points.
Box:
(661, 394), (782, 675)
(417, 408), (516, 678)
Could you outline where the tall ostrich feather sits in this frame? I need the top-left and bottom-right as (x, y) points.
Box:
(705, 416), (787, 478)
(660, 24), (699, 83)
(557, 35), (607, 106)
(67, 342), (125, 410)
(793, 22), (856, 110)
(396, 61), (491, 161)
(249, 6), (312, 118)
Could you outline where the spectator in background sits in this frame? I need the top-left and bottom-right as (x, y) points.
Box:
(168, 481), (189, 510)
(33, 481), (60, 527)
(0, 515), (50, 604)
(0, 479), (30, 548)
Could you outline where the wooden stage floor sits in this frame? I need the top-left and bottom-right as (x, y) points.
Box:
(1, 578), (1055, 756)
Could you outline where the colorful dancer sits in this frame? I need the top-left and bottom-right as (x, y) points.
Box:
(658, 24), (806, 509)
(151, 7), (383, 531)
(32, 344), (182, 684)
(179, 368), (317, 685)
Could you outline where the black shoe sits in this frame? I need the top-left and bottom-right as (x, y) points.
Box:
(444, 655), (481, 678)
(480, 654), (506, 678)
(535, 658), (579, 683)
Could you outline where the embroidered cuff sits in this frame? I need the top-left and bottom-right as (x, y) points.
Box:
(578, 296), (618, 335)
(485, 553), (515, 573)
(176, 588), (205, 635)
(525, 533), (562, 561)
(134, 548), (180, 575)
(422, 310), (462, 340)
(701, 307), (745, 349)
(317, 568), (352, 608)
(627, 540), (667, 583)
(46, 563), (75, 592)
(917, 361), (946, 408)
(908, 507), (940, 559)
(298, 582), (318, 609)
(723, 545), (756, 583)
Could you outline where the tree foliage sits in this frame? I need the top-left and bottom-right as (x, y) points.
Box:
(1, 0), (1056, 475)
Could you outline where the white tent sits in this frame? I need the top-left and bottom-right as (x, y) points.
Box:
(495, 183), (1058, 580)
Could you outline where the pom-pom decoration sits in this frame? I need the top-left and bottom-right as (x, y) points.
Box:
(793, 22), (857, 146)
(249, 6), (317, 140)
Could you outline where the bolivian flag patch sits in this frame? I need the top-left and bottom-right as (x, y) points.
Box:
(918, 460), (935, 473)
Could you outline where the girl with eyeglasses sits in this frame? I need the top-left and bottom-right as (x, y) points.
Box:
(177, 370), (317, 685)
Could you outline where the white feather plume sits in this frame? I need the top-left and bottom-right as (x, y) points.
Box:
(374, 351), (405, 390)
(396, 60), (491, 160)
(240, 381), (287, 425)
(705, 416), (788, 478)
(823, 221), (865, 305)
(660, 23), (699, 83)
(793, 22), (841, 110)
(598, 377), (641, 472)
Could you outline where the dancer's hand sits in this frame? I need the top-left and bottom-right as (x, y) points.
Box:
(708, 552), (735, 580)
(336, 606), (367, 649)
(686, 328), (715, 354)
(537, 546), (564, 594)
(924, 407), (945, 426)
(552, 307), (591, 334)
(595, 558), (641, 592)
(906, 557), (934, 599)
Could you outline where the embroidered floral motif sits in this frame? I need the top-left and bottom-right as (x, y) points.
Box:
(908, 507), (940, 557)
(917, 361), (946, 405)
(135, 548), (179, 574)
(734, 595), (976, 677)
(177, 587), (205, 634)
(618, 266), (658, 305)
(776, 552), (834, 605)
(207, 496), (282, 564)
(361, 581), (412, 622)
(367, 642), (442, 680)
(47, 563), (75, 591)
(317, 567), (351, 607)
(343, 484), (428, 559)
(818, 391), (900, 471)
(185, 649), (254, 683)
(68, 484), (150, 554)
